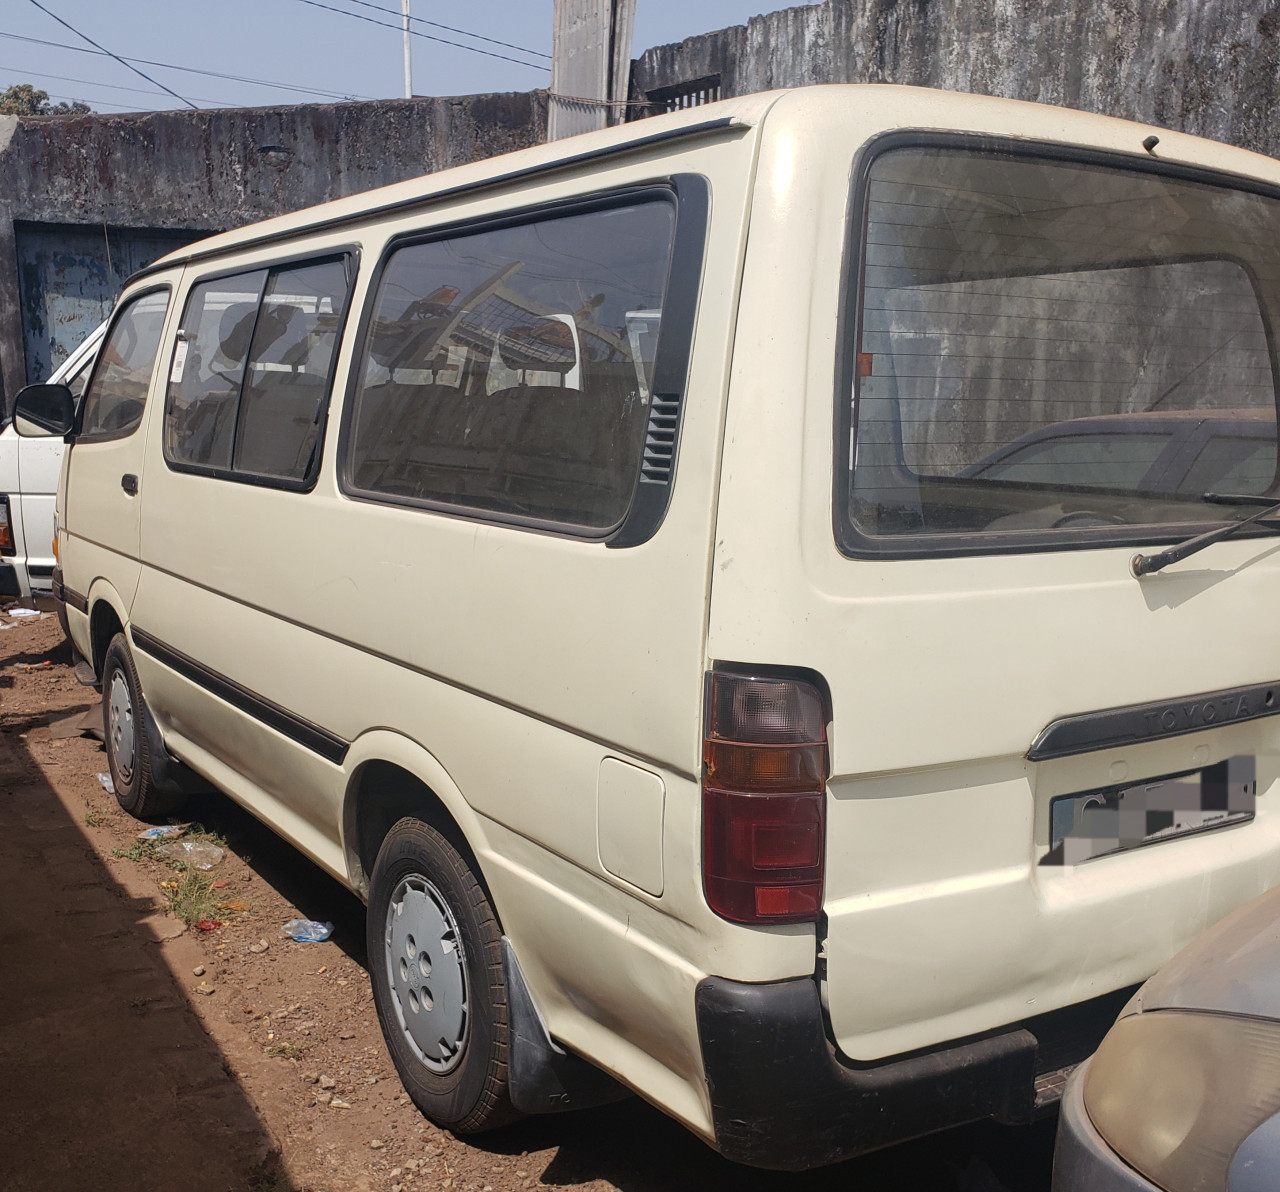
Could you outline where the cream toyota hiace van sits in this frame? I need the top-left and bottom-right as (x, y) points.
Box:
(19, 85), (1280, 1170)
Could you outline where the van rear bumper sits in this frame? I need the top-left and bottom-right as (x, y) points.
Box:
(695, 976), (1127, 1171)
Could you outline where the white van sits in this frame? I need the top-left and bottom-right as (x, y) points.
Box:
(0, 322), (104, 600)
(19, 85), (1280, 1170)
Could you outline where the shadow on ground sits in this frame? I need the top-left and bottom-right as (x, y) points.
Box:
(0, 632), (296, 1192)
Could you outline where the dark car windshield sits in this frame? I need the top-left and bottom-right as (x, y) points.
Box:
(840, 145), (1280, 554)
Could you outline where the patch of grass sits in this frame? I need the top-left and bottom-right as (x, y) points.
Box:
(166, 870), (221, 926)
(265, 1041), (307, 1061)
(84, 810), (105, 827)
(111, 840), (156, 863)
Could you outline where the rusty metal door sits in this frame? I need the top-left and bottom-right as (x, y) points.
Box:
(15, 223), (198, 384)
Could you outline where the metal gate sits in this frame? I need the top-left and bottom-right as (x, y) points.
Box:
(15, 223), (203, 384)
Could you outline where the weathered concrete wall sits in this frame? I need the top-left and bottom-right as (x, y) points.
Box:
(0, 91), (546, 404)
(632, 0), (1280, 157)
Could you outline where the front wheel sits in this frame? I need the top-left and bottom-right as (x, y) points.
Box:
(102, 632), (183, 819)
(368, 817), (517, 1133)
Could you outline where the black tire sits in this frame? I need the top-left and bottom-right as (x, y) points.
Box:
(101, 632), (183, 819)
(368, 817), (518, 1133)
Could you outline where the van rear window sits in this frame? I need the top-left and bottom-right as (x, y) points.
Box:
(342, 199), (676, 534)
(840, 146), (1280, 555)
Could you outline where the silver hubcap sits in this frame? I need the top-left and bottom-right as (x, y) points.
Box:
(385, 875), (468, 1073)
(107, 672), (135, 784)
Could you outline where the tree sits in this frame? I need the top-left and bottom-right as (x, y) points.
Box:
(0, 84), (90, 116)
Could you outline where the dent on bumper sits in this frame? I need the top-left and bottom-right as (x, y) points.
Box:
(696, 975), (1039, 1171)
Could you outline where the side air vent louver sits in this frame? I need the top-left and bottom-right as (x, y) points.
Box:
(640, 395), (682, 483)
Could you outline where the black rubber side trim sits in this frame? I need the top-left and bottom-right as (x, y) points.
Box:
(696, 976), (1037, 1171)
(502, 938), (629, 1115)
(130, 626), (349, 764)
(55, 576), (88, 614)
(1028, 679), (1280, 761)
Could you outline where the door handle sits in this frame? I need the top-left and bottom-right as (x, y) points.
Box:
(121, 474), (139, 495)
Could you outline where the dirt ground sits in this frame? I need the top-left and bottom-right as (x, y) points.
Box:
(0, 606), (1058, 1192)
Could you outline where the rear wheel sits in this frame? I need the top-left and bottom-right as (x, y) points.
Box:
(368, 817), (517, 1132)
(102, 632), (183, 819)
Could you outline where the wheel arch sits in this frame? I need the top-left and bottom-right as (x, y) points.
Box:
(341, 730), (496, 911)
(86, 580), (130, 680)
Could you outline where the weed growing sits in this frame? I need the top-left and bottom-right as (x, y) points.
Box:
(265, 1041), (307, 1061)
(84, 810), (105, 827)
(166, 871), (221, 926)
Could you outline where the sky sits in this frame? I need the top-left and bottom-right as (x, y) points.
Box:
(0, 1), (778, 114)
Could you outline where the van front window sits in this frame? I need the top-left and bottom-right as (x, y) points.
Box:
(842, 146), (1280, 554)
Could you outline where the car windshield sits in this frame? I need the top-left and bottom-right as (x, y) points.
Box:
(842, 146), (1280, 552)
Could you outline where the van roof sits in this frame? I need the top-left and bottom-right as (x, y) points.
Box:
(135, 90), (778, 279)
(134, 84), (1280, 281)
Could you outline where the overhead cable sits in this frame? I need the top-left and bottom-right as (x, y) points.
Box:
(26, 0), (198, 109)
(0, 65), (234, 107)
(292, 0), (550, 71)
(336, 0), (550, 59)
(0, 30), (372, 102)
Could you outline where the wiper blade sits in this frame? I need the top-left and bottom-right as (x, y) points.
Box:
(1200, 491), (1280, 506)
(1132, 498), (1280, 577)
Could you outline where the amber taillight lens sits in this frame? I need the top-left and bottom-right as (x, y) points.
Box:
(702, 671), (828, 925)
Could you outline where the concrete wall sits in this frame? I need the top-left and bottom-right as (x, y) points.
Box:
(0, 91), (546, 406)
(631, 0), (1280, 157)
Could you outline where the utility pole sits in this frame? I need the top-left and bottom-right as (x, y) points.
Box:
(402, 0), (413, 99)
(548, 0), (636, 140)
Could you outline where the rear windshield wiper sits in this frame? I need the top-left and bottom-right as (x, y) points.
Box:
(1132, 493), (1280, 577)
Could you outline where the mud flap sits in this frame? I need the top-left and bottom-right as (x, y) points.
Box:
(139, 695), (214, 797)
(502, 938), (629, 1115)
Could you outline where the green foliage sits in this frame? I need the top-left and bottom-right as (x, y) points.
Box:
(166, 871), (220, 926)
(0, 83), (90, 116)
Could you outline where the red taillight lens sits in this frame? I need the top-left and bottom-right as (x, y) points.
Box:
(702, 671), (828, 925)
(0, 497), (13, 555)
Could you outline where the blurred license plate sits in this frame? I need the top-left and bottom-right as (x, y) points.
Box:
(1043, 755), (1255, 866)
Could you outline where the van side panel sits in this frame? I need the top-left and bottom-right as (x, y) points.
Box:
(127, 129), (816, 1136)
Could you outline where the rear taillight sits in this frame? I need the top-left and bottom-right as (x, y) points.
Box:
(702, 670), (828, 925)
(0, 496), (13, 555)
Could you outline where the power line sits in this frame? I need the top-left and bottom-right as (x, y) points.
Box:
(292, 0), (550, 72)
(39, 91), (149, 113)
(0, 30), (373, 102)
(0, 65), (236, 108)
(26, 0), (197, 109)
(338, 0), (550, 59)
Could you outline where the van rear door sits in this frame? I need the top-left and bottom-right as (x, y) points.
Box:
(708, 87), (1280, 1067)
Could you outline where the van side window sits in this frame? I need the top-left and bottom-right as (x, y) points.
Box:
(78, 290), (170, 441)
(343, 200), (676, 533)
(165, 256), (351, 484)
